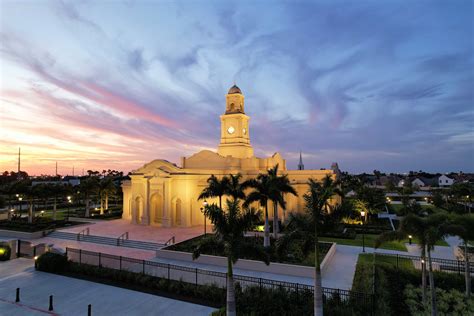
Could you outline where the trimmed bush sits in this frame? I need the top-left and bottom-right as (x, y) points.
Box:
(36, 252), (69, 272)
(404, 284), (474, 315)
(0, 243), (11, 261)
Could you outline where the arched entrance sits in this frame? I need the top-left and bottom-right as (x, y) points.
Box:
(134, 196), (143, 223)
(174, 198), (182, 226)
(150, 193), (163, 224)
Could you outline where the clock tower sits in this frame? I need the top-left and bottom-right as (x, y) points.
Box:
(217, 85), (254, 158)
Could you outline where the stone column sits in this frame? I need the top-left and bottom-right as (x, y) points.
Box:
(162, 180), (171, 227)
(141, 177), (151, 225)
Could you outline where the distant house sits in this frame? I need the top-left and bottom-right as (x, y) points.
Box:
(411, 178), (426, 187)
(438, 175), (454, 187)
(32, 176), (80, 187)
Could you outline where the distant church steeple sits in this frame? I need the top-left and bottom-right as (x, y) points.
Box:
(298, 151), (304, 170)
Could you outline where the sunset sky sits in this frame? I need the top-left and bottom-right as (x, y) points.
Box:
(1, 0), (473, 175)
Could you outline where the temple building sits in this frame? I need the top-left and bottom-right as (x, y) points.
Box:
(122, 85), (340, 227)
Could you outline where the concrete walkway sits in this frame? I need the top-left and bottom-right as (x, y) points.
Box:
(0, 259), (215, 316)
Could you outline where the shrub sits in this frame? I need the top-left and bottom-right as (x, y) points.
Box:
(404, 284), (474, 316)
(36, 252), (69, 273)
(0, 243), (11, 261)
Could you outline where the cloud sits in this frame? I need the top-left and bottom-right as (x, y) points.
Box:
(1, 1), (473, 174)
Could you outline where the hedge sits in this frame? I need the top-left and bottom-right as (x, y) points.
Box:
(0, 243), (11, 261)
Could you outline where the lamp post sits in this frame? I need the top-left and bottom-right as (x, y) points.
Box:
(18, 197), (23, 217)
(201, 200), (208, 235)
(408, 235), (412, 245)
(67, 196), (72, 222)
(360, 210), (366, 253)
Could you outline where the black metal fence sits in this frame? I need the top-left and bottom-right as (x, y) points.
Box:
(374, 252), (473, 274)
(66, 247), (373, 314)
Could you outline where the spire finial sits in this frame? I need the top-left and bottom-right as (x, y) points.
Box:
(298, 150), (304, 170)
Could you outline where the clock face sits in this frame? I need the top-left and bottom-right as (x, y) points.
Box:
(243, 128), (247, 135)
(227, 126), (235, 134)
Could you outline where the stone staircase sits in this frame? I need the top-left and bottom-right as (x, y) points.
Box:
(47, 231), (165, 251)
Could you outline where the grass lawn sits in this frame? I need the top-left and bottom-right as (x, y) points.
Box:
(319, 234), (408, 251)
(166, 234), (331, 267)
(390, 203), (446, 214)
(357, 253), (415, 269)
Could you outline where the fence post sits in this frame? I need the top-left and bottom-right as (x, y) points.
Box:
(16, 288), (20, 302)
(296, 283), (299, 301)
(142, 260), (145, 274)
(119, 256), (122, 271)
(259, 278), (262, 294)
(88, 304), (92, 316)
(79, 249), (82, 264)
(195, 268), (198, 286)
(458, 260), (461, 275)
(49, 295), (53, 311)
(167, 264), (170, 280)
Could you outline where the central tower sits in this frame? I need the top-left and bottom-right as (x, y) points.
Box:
(217, 85), (254, 158)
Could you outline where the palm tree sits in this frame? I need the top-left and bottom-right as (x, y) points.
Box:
(305, 176), (339, 316)
(278, 176), (339, 316)
(376, 213), (449, 315)
(267, 164), (297, 238)
(244, 173), (273, 247)
(198, 175), (230, 209)
(50, 183), (65, 220)
(443, 214), (474, 297)
(193, 199), (268, 316)
(80, 177), (99, 217)
(98, 177), (116, 214)
(226, 173), (246, 201)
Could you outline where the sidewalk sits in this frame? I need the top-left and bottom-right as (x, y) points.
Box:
(0, 258), (215, 316)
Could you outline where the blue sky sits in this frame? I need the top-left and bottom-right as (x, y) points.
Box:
(0, 0), (473, 175)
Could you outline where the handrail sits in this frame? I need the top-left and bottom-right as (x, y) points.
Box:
(77, 227), (90, 241)
(117, 232), (129, 246)
(165, 236), (175, 246)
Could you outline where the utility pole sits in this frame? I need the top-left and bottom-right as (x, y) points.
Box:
(18, 147), (21, 173)
(55, 161), (58, 176)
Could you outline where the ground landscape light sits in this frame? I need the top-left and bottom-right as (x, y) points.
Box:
(0, 248), (5, 255)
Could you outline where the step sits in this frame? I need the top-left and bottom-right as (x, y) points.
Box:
(46, 231), (164, 251)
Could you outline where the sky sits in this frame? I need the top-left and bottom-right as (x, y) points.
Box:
(0, 0), (473, 175)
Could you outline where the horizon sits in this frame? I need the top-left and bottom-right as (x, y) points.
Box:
(1, 1), (473, 175)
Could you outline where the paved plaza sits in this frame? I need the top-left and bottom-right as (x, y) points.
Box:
(0, 259), (215, 316)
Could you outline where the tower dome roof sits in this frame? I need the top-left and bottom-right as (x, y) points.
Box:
(228, 84), (242, 94)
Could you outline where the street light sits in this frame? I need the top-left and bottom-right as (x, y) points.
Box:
(201, 200), (208, 235)
(67, 196), (72, 222)
(18, 197), (23, 217)
(360, 211), (366, 253)
(408, 235), (412, 245)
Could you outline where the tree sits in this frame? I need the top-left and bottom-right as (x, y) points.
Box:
(198, 175), (230, 209)
(244, 173), (273, 247)
(353, 199), (369, 222)
(306, 176), (340, 316)
(267, 164), (297, 237)
(376, 213), (449, 314)
(226, 174), (246, 201)
(98, 177), (116, 214)
(279, 175), (339, 316)
(193, 199), (268, 316)
(79, 177), (99, 217)
(443, 214), (474, 297)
